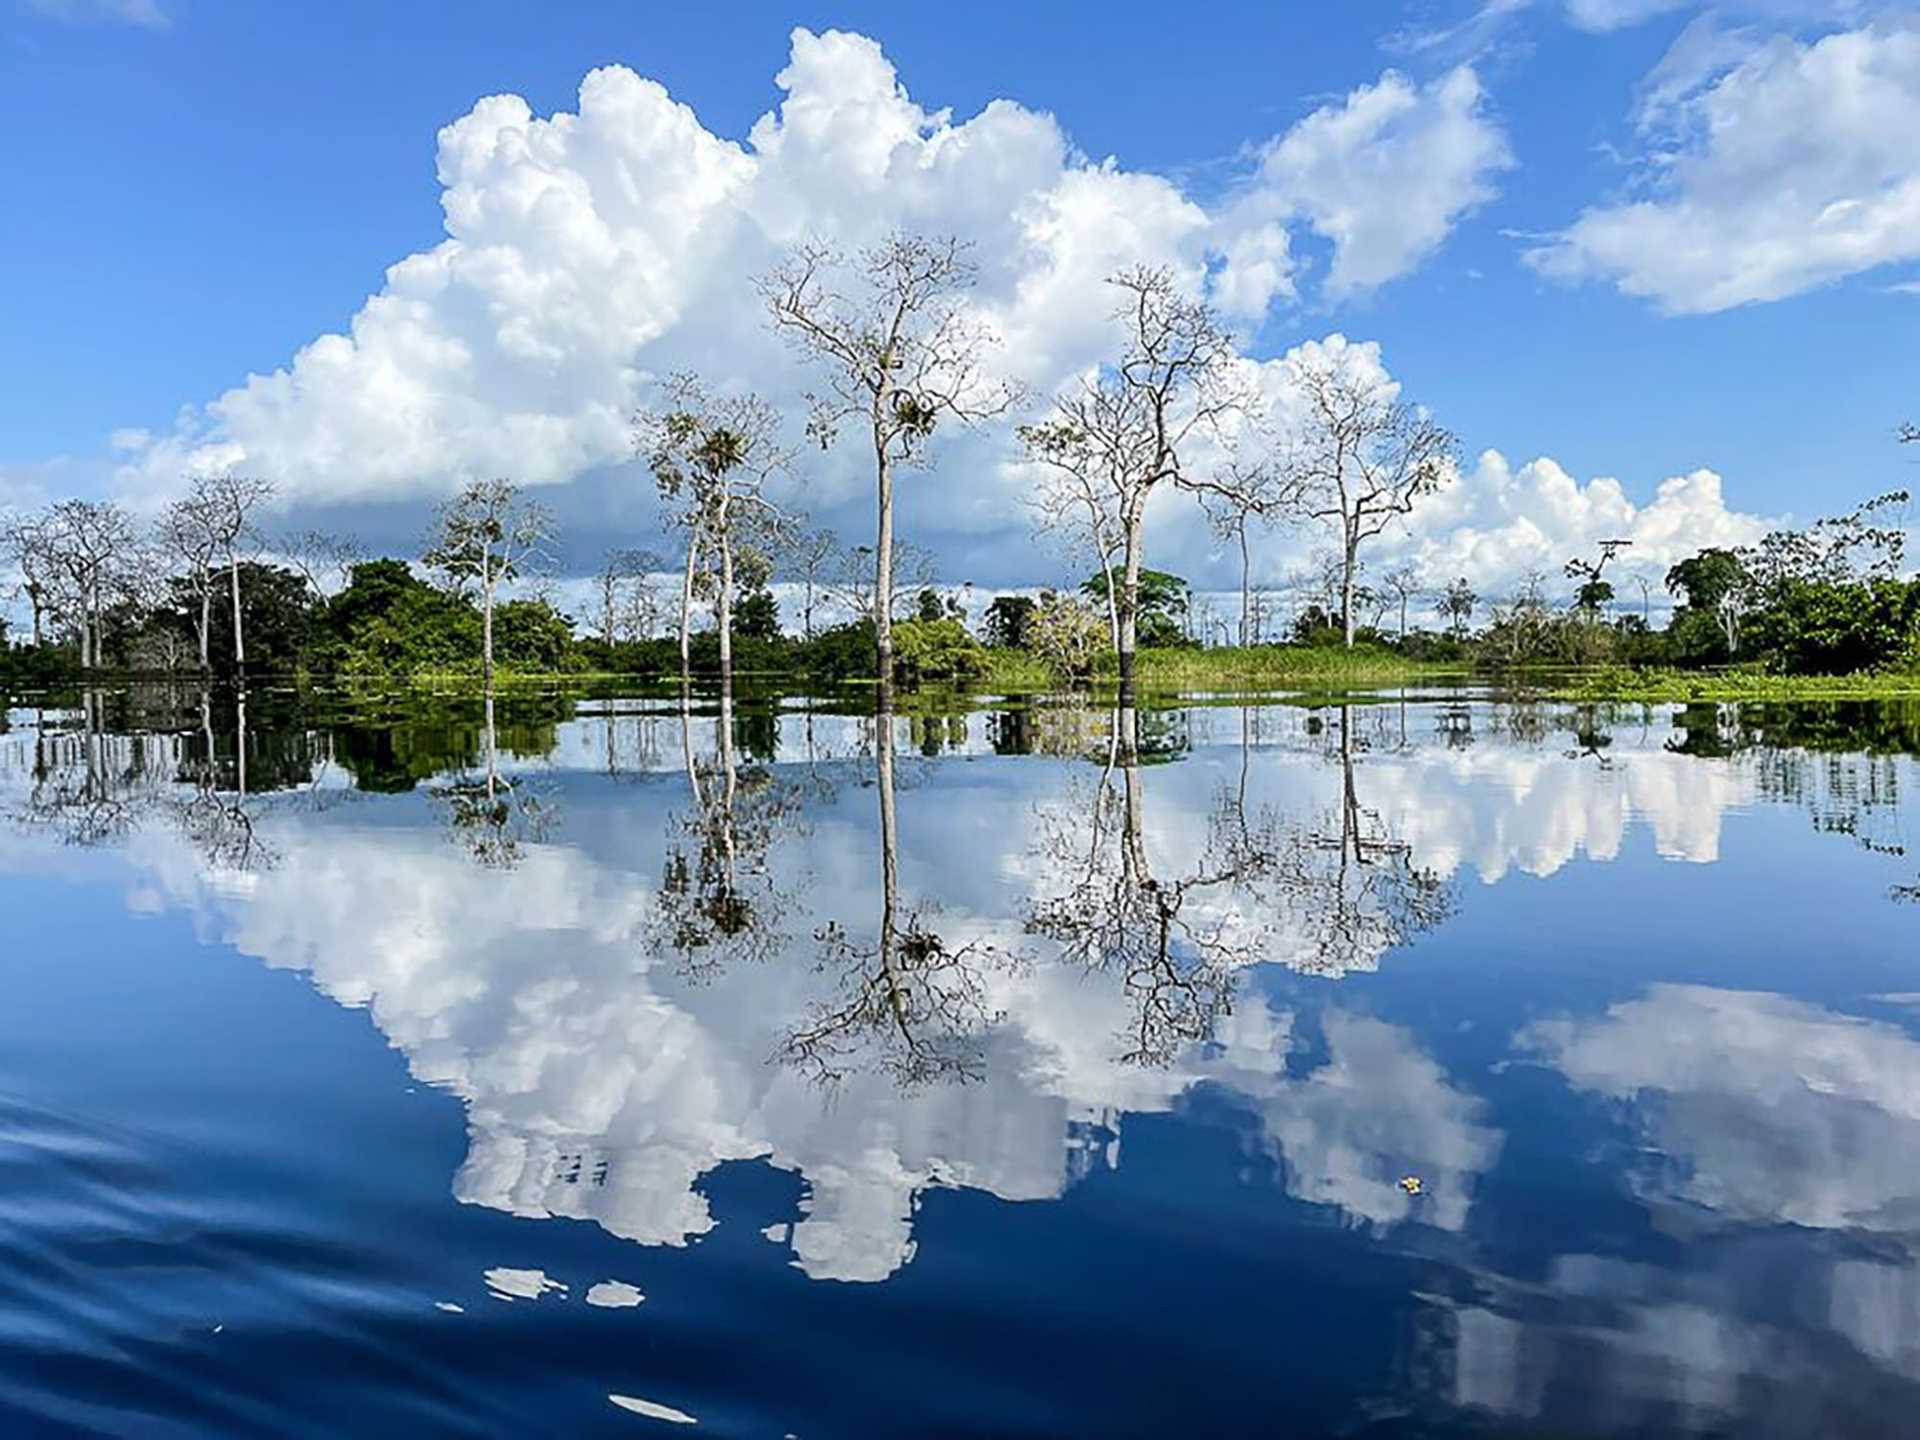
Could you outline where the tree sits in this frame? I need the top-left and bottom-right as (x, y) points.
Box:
(761, 233), (1018, 683)
(641, 374), (792, 691)
(1021, 267), (1242, 690)
(981, 594), (1038, 649)
(779, 524), (840, 642)
(156, 496), (222, 673)
(1029, 591), (1106, 680)
(1566, 538), (1632, 618)
(39, 499), (139, 668)
(422, 478), (553, 689)
(1383, 563), (1424, 640)
(2, 511), (57, 647)
(188, 474), (276, 677)
(735, 586), (782, 641)
(1081, 566), (1189, 648)
(1187, 453), (1282, 647)
(1273, 347), (1456, 646)
(594, 547), (663, 647)
(1666, 547), (1747, 656)
(1440, 577), (1477, 638)
(281, 528), (363, 604)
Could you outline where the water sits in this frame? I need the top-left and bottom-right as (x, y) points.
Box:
(3, 687), (1919, 1438)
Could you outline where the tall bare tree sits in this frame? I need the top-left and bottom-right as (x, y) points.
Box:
(182, 474), (276, 676)
(760, 233), (1018, 683)
(779, 523), (841, 642)
(1187, 452), (1282, 648)
(1020, 267), (1243, 690)
(1273, 350), (1456, 647)
(1, 511), (57, 647)
(640, 374), (792, 692)
(39, 500), (139, 668)
(157, 496), (222, 673)
(594, 547), (664, 647)
(422, 478), (554, 690)
(281, 528), (363, 603)
(1382, 562), (1424, 640)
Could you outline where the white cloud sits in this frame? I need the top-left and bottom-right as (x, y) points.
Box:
(1218, 66), (1512, 309)
(114, 29), (1499, 530)
(1528, 22), (1920, 312)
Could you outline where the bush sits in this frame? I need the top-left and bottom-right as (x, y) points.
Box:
(890, 618), (988, 683)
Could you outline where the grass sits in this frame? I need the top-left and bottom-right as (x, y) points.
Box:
(1547, 664), (1920, 703)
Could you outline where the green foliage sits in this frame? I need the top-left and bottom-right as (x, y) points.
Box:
(1081, 566), (1191, 647)
(890, 618), (988, 683)
(981, 594), (1037, 648)
(735, 586), (782, 641)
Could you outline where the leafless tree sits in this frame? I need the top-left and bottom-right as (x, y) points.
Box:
(1382, 562), (1424, 640)
(1021, 268), (1245, 689)
(778, 523), (840, 642)
(156, 496), (222, 673)
(1272, 349), (1456, 647)
(1187, 450), (1282, 648)
(39, 500), (139, 668)
(187, 474), (277, 676)
(639, 374), (792, 691)
(2, 511), (58, 647)
(760, 232), (1019, 683)
(280, 528), (363, 603)
(422, 479), (554, 690)
(594, 547), (664, 648)
(824, 536), (939, 626)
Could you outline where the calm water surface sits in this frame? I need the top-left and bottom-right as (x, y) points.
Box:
(3, 687), (1920, 1437)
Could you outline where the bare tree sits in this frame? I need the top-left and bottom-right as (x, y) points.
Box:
(594, 547), (664, 647)
(1273, 349), (1456, 647)
(1187, 452), (1282, 647)
(640, 374), (792, 692)
(1021, 268), (1244, 690)
(824, 537), (938, 626)
(760, 233), (1019, 683)
(422, 479), (554, 690)
(39, 500), (139, 668)
(778, 523), (840, 642)
(281, 528), (363, 603)
(1382, 562), (1424, 640)
(156, 496), (222, 673)
(1, 511), (57, 647)
(179, 474), (276, 677)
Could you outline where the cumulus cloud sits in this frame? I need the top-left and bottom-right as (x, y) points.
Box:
(1217, 66), (1512, 309)
(1528, 21), (1920, 312)
(112, 29), (1503, 534)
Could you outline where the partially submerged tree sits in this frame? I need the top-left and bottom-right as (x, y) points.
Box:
(157, 495), (222, 673)
(1021, 267), (1242, 689)
(422, 478), (554, 689)
(39, 499), (139, 668)
(1382, 562), (1424, 640)
(641, 374), (792, 691)
(594, 547), (665, 648)
(1186, 452), (1282, 647)
(778, 523), (841, 642)
(2, 510), (58, 647)
(761, 233), (1018, 682)
(1273, 347), (1456, 647)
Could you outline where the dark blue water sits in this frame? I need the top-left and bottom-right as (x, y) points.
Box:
(4, 690), (1919, 1437)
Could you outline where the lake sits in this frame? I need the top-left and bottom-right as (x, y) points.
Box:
(3, 686), (1919, 1438)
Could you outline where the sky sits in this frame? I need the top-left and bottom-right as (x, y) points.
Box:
(2, 0), (1917, 617)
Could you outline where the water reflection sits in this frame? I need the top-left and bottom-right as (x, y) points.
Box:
(4, 689), (1920, 1431)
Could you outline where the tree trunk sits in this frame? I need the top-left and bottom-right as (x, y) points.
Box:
(678, 530), (700, 685)
(874, 439), (894, 684)
(1399, 593), (1408, 639)
(198, 580), (212, 675)
(28, 589), (42, 647)
(229, 553), (246, 675)
(717, 526), (735, 696)
(481, 568), (496, 692)
(1341, 538), (1359, 648)
(1238, 521), (1251, 649)
(1117, 516), (1144, 695)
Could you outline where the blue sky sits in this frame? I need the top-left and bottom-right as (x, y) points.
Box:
(3, 0), (1916, 597)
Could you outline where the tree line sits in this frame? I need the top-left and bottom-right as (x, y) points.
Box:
(4, 231), (1916, 689)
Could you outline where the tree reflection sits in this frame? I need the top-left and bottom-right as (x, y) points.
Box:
(778, 697), (1016, 1088)
(429, 690), (556, 868)
(653, 690), (814, 980)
